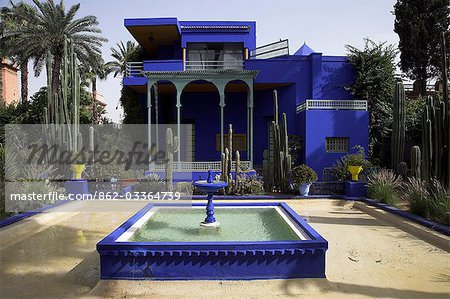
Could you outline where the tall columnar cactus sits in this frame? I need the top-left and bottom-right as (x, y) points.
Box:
(263, 149), (271, 190)
(391, 81), (406, 170)
(165, 128), (179, 192)
(266, 90), (292, 192)
(421, 95), (449, 187)
(228, 124), (233, 176)
(235, 150), (241, 190)
(221, 148), (230, 186)
(411, 146), (421, 179)
(43, 36), (82, 166)
(397, 162), (407, 177)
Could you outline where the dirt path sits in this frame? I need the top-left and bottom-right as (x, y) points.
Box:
(0, 199), (449, 299)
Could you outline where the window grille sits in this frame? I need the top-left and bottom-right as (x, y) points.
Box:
(326, 137), (349, 153)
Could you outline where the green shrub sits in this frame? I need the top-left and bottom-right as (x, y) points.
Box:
(401, 177), (431, 217)
(134, 173), (165, 193)
(228, 174), (264, 195)
(367, 169), (402, 205)
(428, 179), (450, 226)
(346, 145), (367, 166)
(291, 164), (318, 186)
(330, 146), (371, 181)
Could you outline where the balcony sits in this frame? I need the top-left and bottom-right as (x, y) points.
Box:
(124, 59), (244, 78)
(185, 60), (244, 70)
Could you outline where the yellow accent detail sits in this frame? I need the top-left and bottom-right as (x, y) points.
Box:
(70, 164), (85, 180)
(348, 165), (363, 181)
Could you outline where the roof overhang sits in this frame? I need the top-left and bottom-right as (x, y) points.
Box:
(124, 18), (181, 54)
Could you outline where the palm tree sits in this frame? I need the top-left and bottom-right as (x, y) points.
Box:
(80, 60), (112, 123)
(106, 41), (142, 77)
(1, 0), (107, 102)
(0, 1), (36, 103)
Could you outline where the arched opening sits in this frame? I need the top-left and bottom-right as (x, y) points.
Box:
(224, 79), (250, 161)
(180, 80), (220, 161)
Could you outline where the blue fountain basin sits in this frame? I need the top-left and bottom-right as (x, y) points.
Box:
(193, 180), (227, 193)
(97, 202), (328, 280)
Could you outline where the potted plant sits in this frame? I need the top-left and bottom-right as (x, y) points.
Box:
(346, 146), (367, 181)
(291, 164), (318, 196)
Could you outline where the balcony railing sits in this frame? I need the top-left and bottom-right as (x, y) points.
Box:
(125, 62), (143, 77)
(124, 60), (245, 77)
(150, 161), (252, 172)
(185, 60), (244, 70)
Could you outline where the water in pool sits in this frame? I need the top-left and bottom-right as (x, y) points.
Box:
(129, 207), (301, 242)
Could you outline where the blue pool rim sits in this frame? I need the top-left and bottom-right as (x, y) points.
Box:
(96, 202), (328, 280)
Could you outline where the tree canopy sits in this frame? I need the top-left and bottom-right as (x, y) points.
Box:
(346, 39), (397, 165)
(394, 0), (449, 96)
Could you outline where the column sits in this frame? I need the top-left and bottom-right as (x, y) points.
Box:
(154, 84), (159, 150)
(176, 88), (182, 163)
(219, 90), (225, 155)
(247, 83), (254, 168)
(147, 80), (152, 169)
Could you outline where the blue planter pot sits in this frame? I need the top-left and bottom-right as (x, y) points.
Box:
(299, 183), (311, 196)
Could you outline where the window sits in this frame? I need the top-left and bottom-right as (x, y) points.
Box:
(216, 134), (247, 152)
(326, 137), (349, 153)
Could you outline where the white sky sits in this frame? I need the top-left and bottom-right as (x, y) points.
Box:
(2, 0), (399, 123)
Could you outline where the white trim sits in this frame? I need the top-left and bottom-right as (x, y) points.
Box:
(296, 99), (368, 113)
(150, 161), (251, 172)
(116, 206), (311, 242)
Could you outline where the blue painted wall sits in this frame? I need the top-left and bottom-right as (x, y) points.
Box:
(179, 21), (256, 51)
(305, 110), (369, 180)
(123, 17), (368, 180)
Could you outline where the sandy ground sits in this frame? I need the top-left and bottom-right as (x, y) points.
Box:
(0, 199), (449, 299)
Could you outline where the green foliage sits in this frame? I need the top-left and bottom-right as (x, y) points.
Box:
(402, 178), (450, 225)
(291, 164), (318, 185)
(346, 145), (368, 166)
(330, 146), (371, 182)
(227, 174), (264, 195)
(0, 87), (106, 133)
(345, 39), (397, 165)
(367, 169), (402, 205)
(428, 179), (450, 225)
(401, 177), (431, 218)
(394, 0), (450, 95)
(106, 41), (144, 78)
(120, 86), (145, 124)
(330, 156), (351, 182)
(106, 40), (145, 124)
(391, 81), (406, 169)
(1, 0), (107, 92)
(134, 173), (165, 193)
(405, 96), (425, 145)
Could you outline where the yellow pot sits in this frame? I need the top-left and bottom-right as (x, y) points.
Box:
(70, 164), (86, 180)
(347, 165), (363, 181)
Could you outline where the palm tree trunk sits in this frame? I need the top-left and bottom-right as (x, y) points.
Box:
(20, 59), (28, 103)
(92, 77), (97, 124)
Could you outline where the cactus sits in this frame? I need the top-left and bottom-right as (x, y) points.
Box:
(421, 95), (449, 187)
(391, 81), (406, 170)
(42, 36), (81, 169)
(263, 149), (271, 190)
(265, 90), (292, 192)
(235, 150), (241, 189)
(411, 146), (421, 179)
(397, 162), (407, 177)
(220, 125), (246, 194)
(165, 128), (179, 192)
(228, 124), (233, 176)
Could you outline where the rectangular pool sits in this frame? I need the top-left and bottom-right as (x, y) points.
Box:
(97, 202), (328, 280)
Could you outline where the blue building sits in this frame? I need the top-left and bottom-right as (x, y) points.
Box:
(122, 17), (368, 180)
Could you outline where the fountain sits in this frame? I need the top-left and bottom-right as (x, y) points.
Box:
(97, 171), (328, 280)
(193, 170), (227, 227)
